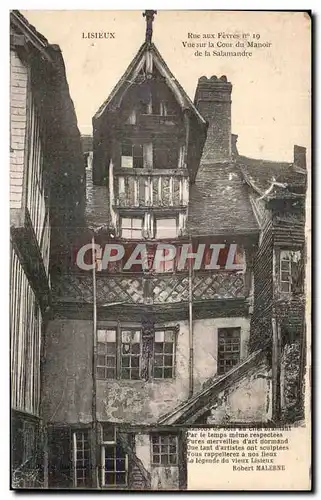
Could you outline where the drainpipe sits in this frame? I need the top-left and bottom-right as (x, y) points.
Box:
(271, 248), (281, 423)
(91, 236), (99, 488)
(188, 237), (194, 398)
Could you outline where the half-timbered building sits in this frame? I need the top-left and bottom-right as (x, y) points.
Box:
(10, 10), (84, 487)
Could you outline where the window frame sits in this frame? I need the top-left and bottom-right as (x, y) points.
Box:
(96, 325), (143, 381)
(217, 327), (241, 375)
(120, 216), (144, 240)
(100, 425), (128, 488)
(120, 328), (142, 380)
(150, 434), (178, 467)
(152, 328), (177, 379)
(121, 142), (143, 169)
(280, 250), (292, 293)
(96, 328), (117, 380)
(72, 429), (91, 488)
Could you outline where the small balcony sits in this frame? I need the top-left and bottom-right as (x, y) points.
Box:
(114, 171), (189, 209)
(137, 113), (179, 129)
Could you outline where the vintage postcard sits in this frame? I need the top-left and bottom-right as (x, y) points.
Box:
(10, 9), (311, 490)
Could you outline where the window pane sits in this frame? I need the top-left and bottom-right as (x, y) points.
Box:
(122, 368), (130, 379)
(154, 355), (163, 367)
(106, 330), (116, 342)
(97, 355), (106, 366)
(105, 472), (116, 485)
(281, 251), (291, 261)
(217, 328), (240, 374)
(169, 454), (177, 465)
(97, 330), (106, 343)
(164, 368), (173, 378)
(154, 343), (163, 353)
(156, 218), (177, 239)
(133, 330), (141, 342)
(155, 330), (164, 342)
(281, 260), (290, 270)
(106, 368), (116, 378)
(121, 218), (132, 229)
(164, 330), (174, 342)
(161, 454), (169, 465)
(131, 357), (139, 367)
(133, 144), (143, 157)
(105, 459), (115, 471)
(97, 367), (106, 379)
(132, 219), (142, 230)
(153, 367), (163, 378)
(281, 271), (290, 282)
(122, 356), (130, 367)
(164, 355), (173, 367)
(116, 472), (127, 484)
(103, 426), (115, 443)
(106, 356), (115, 367)
(280, 282), (290, 292)
(98, 342), (106, 354)
(122, 144), (132, 156)
(131, 368), (140, 380)
(131, 343), (140, 354)
(105, 445), (115, 458)
(122, 343), (130, 354)
(106, 343), (116, 355)
(121, 229), (132, 239)
(164, 343), (173, 353)
(121, 156), (133, 168)
(122, 330), (131, 343)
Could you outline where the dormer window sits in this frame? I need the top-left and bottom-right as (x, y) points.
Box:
(121, 143), (143, 169)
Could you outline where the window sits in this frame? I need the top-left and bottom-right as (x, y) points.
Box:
(280, 250), (303, 294)
(155, 217), (178, 239)
(120, 217), (143, 239)
(121, 143), (143, 169)
(151, 435), (178, 466)
(153, 145), (178, 169)
(217, 328), (241, 375)
(153, 329), (175, 379)
(280, 251), (291, 293)
(121, 329), (141, 380)
(97, 329), (117, 379)
(72, 431), (90, 488)
(101, 426), (128, 488)
(96, 327), (142, 380)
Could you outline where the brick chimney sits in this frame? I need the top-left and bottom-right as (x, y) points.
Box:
(194, 75), (232, 162)
(293, 145), (306, 170)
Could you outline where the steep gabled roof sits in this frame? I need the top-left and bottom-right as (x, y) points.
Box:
(239, 155), (307, 199)
(187, 161), (259, 237)
(93, 42), (206, 126)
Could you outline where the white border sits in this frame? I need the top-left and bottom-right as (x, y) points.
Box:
(1, 2), (317, 498)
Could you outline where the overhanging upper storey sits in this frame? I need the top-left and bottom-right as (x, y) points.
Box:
(92, 41), (208, 185)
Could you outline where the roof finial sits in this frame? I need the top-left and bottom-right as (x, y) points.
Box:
(143, 10), (157, 44)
